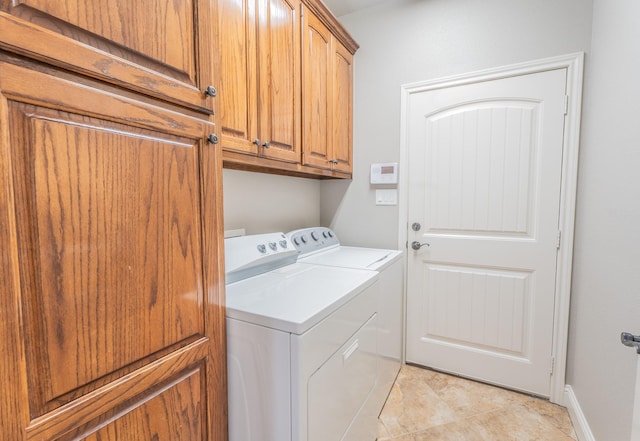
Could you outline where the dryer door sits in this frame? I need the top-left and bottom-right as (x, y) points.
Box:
(307, 313), (378, 441)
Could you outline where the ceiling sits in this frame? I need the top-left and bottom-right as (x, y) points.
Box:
(321, 0), (388, 17)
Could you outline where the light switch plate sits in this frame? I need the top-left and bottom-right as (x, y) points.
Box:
(375, 189), (398, 206)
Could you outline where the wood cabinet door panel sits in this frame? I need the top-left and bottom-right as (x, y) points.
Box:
(27, 340), (208, 441)
(218, 0), (259, 155)
(11, 107), (204, 413)
(258, 0), (301, 162)
(331, 41), (353, 173)
(0, 1), (214, 112)
(0, 61), (223, 440)
(75, 368), (204, 441)
(302, 8), (332, 170)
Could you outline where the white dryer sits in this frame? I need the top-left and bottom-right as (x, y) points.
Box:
(287, 227), (404, 416)
(225, 232), (381, 441)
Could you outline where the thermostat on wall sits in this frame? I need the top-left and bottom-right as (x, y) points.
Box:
(370, 162), (398, 184)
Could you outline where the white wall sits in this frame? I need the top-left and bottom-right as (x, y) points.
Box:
(223, 169), (320, 234)
(320, 0), (593, 249)
(565, 1), (640, 439)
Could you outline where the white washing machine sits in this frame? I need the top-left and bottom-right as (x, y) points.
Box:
(225, 232), (381, 441)
(286, 227), (404, 416)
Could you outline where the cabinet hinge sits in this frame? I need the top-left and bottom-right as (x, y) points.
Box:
(550, 356), (556, 375)
(564, 95), (569, 115)
(556, 230), (562, 249)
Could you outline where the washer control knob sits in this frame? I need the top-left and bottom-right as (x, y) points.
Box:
(323, 231), (329, 238)
(327, 231), (334, 238)
(300, 235), (307, 244)
(311, 231), (319, 241)
(279, 240), (288, 248)
(293, 237), (300, 246)
(257, 244), (267, 254)
(268, 242), (277, 251)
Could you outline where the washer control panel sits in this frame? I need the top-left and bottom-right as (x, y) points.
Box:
(286, 227), (340, 256)
(224, 232), (299, 283)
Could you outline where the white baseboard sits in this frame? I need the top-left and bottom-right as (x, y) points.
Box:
(565, 385), (596, 441)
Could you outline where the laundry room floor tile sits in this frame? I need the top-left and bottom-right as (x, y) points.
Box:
(377, 365), (577, 441)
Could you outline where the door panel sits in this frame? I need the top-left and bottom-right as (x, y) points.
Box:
(64, 368), (204, 441)
(218, 0), (259, 155)
(0, 60), (220, 440)
(0, 0), (213, 111)
(426, 102), (537, 235)
(302, 8), (332, 169)
(331, 41), (353, 173)
(258, 0), (301, 162)
(406, 68), (567, 396)
(423, 264), (530, 355)
(12, 109), (203, 415)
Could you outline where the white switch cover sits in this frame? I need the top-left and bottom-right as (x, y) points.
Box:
(375, 189), (398, 206)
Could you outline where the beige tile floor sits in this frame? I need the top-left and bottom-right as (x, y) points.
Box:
(377, 365), (577, 441)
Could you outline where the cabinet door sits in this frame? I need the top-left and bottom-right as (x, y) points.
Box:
(0, 60), (225, 441)
(301, 7), (333, 170)
(218, 0), (260, 156)
(0, 0), (215, 112)
(331, 40), (354, 173)
(257, 0), (302, 163)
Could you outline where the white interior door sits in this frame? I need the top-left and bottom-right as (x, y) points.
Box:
(405, 68), (567, 397)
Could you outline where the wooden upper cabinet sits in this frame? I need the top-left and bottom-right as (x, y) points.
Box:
(302, 6), (354, 173)
(257, 0), (302, 163)
(330, 40), (354, 173)
(217, 0), (259, 155)
(218, 0), (357, 177)
(0, 60), (225, 441)
(0, 0), (215, 112)
(218, 0), (301, 163)
(301, 7), (332, 170)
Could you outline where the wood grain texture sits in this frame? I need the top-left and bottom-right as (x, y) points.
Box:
(302, 7), (354, 174)
(331, 41), (353, 173)
(300, 0), (359, 54)
(78, 369), (204, 441)
(216, 0), (356, 178)
(302, 8), (332, 169)
(26, 340), (209, 441)
(0, 57), (32, 441)
(0, 1), (215, 112)
(218, 0), (302, 163)
(217, 0), (259, 155)
(257, 0), (302, 163)
(223, 149), (352, 179)
(16, 110), (203, 411)
(0, 60), (226, 440)
(200, 80), (230, 441)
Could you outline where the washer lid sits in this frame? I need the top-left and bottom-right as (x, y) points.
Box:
(299, 246), (402, 271)
(226, 263), (378, 335)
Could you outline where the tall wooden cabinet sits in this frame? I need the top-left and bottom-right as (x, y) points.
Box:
(0, 2), (226, 440)
(217, 0), (358, 178)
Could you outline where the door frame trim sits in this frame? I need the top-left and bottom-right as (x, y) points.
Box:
(398, 53), (584, 404)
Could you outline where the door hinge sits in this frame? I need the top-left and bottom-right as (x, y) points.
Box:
(556, 230), (562, 249)
(564, 95), (569, 115)
(550, 356), (556, 375)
